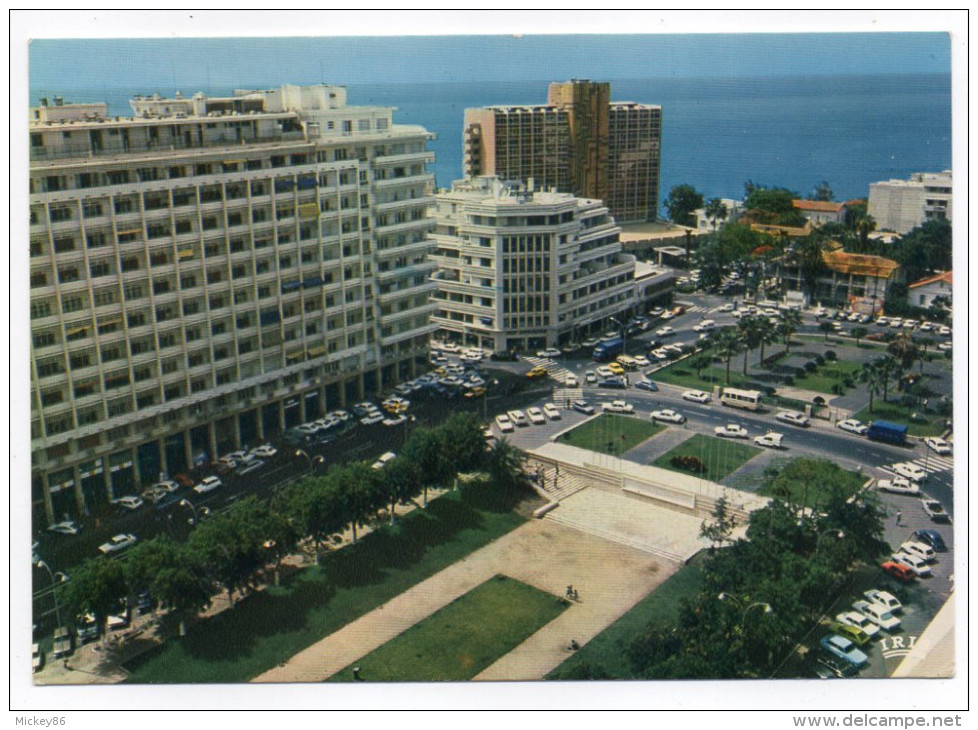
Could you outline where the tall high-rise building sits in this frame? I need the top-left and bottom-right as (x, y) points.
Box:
(429, 176), (636, 353)
(29, 84), (436, 522)
(868, 170), (953, 234)
(463, 80), (661, 223)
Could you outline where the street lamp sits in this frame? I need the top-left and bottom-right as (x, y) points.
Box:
(295, 450), (324, 473)
(610, 316), (627, 355)
(718, 592), (773, 625)
(36, 560), (67, 629)
(179, 498), (210, 527)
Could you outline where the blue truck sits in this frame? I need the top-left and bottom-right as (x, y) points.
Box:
(592, 337), (624, 362)
(866, 420), (908, 445)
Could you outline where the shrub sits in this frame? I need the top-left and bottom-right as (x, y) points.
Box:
(824, 350), (837, 361)
(783, 376), (794, 386)
(670, 455), (704, 473)
(804, 361), (818, 373)
(830, 383), (844, 395)
(814, 354), (826, 366)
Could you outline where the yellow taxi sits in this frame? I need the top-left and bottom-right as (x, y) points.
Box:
(607, 362), (625, 375)
(526, 366), (548, 379)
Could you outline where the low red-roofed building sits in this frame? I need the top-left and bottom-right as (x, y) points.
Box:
(908, 271), (952, 309)
(792, 199), (848, 225)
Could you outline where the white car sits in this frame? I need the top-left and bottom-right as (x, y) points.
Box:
(891, 462), (927, 482)
(565, 373), (579, 387)
(718, 303), (735, 313)
(382, 414), (408, 427)
(876, 477), (920, 496)
(692, 319), (716, 332)
(110, 495), (144, 511)
(924, 437), (952, 455)
(584, 370), (597, 385)
(921, 498), (951, 522)
(494, 414), (514, 433)
(595, 366), (615, 379)
(651, 409), (686, 424)
(193, 475), (223, 494)
(852, 600), (901, 631)
(537, 348), (563, 359)
(837, 419), (868, 435)
(681, 390), (711, 404)
(526, 407), (546, 425)
(601, 400), (635, 414)
(542, 403), (561, 420)
(714, 423), (748, 439)
(753, 432), (784, 449)
(776, 410), (810, 427)
(360, 413), (384, 426)
(892, 551), (932, 577)
(507, 410), (529, 427)
(250, 443), (278, 458)
(863, 589), (902, 614)
(938, 342), (952, 351)
(371, 451), (397, 470)
(919, 322), (934, 332)
(938, 326), (951, 336)
(659, 310), (675, 320)
(47, 520), (82, 536)
(875, 316), (889, 326)
(99, 533), (138, 555)
(835, 611), (881, 639)
(632, 355), (651, 368)
(654, 326), (675, 336)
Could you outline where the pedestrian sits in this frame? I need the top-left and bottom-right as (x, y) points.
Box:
(573, 589), (579, 602)
(895, 510), (903, 526)
(566, 585), (574, 599)
(352, 666), (362, 681)
(570, 640), (580, 651)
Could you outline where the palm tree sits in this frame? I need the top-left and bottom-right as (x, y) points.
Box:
(850, 326), (868, 347)
(887, 332), (920, 377)
(778, 309), (802, 354)
(737, 316), (766, 376)
(916, 337), (935, 375)
(795, 234), (827, 302)
(705, 197), (729, 231)
(712, 327), (744, 385)
(689, 351), (714, 379)
(876, 355), (901, 406)
(856, 213), (876, 248)
(859, 359), (888, 413)
(818, 320), (835, 343)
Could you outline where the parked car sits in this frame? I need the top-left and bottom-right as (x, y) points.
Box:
(572, 400), (596, 415)
(714, 423), (748, 439)
(814, 652), (858, 678)
(526, 407), (546, 425)
(924, 437), (952, 455)
(880, 560), (916, 583)
(542, 403), (561, 420)
(250, 443), (278, 458)
(911, 529), (948, 552)
(360, 413), (384, 426)
(507, 410), (529, 427)
(921, 498), (951, 523)
(76, 613), (99, 643)
(776, 410), (810, 427)
(193, 475), (223, 494)
(891, 462), (927, 482)
(837, 419), (868, 435)
(891, 551), (932, 577)
(876, 477), (920, 496)
(98, 533), (138, 555)
(494, 414), (514, 433)
(142, 480), (179, 503)
(864, 589), (903, 614)
(110, 495), (145, 511)
(753, 432), (785, 449)
(651, 409), (686, 424)
(47, 521), (82, 536)
(819, 634), (868, 667)
(898, 540), (936, 563)
(601, 400), (635, 414)
(852, 599), (902, 631)
(835, 611), (881, 640)
(634, 379), (658, 392)
(382, 414), (408, 427)
(828, 621), (873, 647)
(681, 389), (711, 404)
(371, 452), (397, 470)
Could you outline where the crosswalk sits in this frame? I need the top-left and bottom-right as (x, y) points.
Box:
(523, 355), (574, 384)
(684, 305), (710, 314)
(878, 454), (954, 477)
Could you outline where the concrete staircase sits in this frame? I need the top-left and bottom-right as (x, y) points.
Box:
(543, 509), (687, 563)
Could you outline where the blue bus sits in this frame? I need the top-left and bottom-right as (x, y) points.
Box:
(592, 337), (624, 362)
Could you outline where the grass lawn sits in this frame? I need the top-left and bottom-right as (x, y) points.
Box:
(122, 488), (528, 683)
(651, 433), (762, 482)
(557, 413), (664, 456)
(852, 402), (947, 437)
(651, 362), (743, 392)
(548, 551), (707, 680)
(327, 575), (568, 682)
(790, 359), (863, 394)
(756, 457), (866, 509)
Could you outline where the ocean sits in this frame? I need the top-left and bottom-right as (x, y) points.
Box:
(30, 73), (951, 204)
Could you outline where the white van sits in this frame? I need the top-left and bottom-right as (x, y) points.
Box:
(899, 540), (936, 563)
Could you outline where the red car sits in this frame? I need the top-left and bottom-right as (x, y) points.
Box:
(881, 560), (916, 582)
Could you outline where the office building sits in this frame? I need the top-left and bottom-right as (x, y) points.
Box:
(463, 80), (662, 223)
(429, 176), (636, 352)
(868, 170), (953, 234)
(29, 84), (436, 522)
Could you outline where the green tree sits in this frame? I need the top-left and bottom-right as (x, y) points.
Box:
(712, 327), (744, 385)
(281, 475), (346, 563)
(794, 234), (827, 301)
(890, 219), (952, 284)
(486, 438), (526, 491)
(699, 496), (735, 551)
(737, 315), (767, 375)
(777, 308), (802, 354)
(811, 181), (833, 202)
(336, 462), (384, 543)
(664, 184), (704, 227)
(850, 325), (868, 347)
(704, 197), (729, 230)
(125, 536), (211, 635)
(887, 332), (920, 373)
(745, 187), (806, 227)
(818, 320), (835, 343)
(61, 557), (127, 646)
(689, 351), (714, 379)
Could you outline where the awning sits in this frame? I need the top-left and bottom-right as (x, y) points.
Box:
(223, 159), (246, 165)
(299, 203), (320, 219)
(116, 228), (142, 237)
(286, 350), (304, 363)
(98, 316), (122, 328)
(307, 344), (326, 357)
(65, 325), (90, 337)
(178, 248), (196, 260)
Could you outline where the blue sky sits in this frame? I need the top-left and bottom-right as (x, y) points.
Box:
(29, 33), (950, 90)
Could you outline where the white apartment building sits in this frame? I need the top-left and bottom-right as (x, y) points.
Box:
(29, 84), (437, 522)
(429, 177), (636, 353)
(868, 170), (952, 234)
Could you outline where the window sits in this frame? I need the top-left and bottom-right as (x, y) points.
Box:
(61, 296), (84, 313)
(49, 207), (72, 222)
(30, 271), (48, 288)
(89, 261), (111, 278)
(33, 331), (56, 348)
(53, 237), (76, 253)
